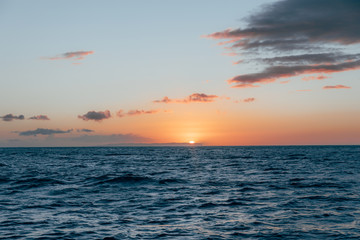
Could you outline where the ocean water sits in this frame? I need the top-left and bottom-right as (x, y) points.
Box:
(0, 146), (359, 239)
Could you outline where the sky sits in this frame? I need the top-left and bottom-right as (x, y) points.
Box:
(1, 0), (359, 147)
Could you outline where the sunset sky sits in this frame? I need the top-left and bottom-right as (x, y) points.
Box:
(1, 0), (359, 147)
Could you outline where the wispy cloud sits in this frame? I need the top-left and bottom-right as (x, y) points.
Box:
(0, 114), (24, 122)
(154, 93), (218, 103)
(116, 110), (125, 118)
(126, 109), (159, 116)
(323, 85), (351, 89)
(302, 75), (328, 81)
(243, 98), (256, 103)
(234, 97), (256, 103)
(76, 128), (94, 133)
(78, 110), (111, 122)
(116, 109), (160, 118)
(205, 0), (360, 88)
(18, 128), (72, 136)
(29, 115), (50, 120)
(46, 51), (94, 60)
(259, 53), (360, 65)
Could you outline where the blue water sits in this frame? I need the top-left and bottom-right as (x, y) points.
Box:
(0, 146), (359, 239)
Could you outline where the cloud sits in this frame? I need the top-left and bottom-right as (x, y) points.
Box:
(323, 85), (351, 89)
(76, 128), (94, 133)
(153, 96), (172, 103)
(154, 93), (218, 103)
(29, 115), (50, 120)
(302, 75), (328, 81)
(205, 0), (360, 88)
(228, 60), (360, 88)
(232, 60), (243, 65)
(126, 109), (159, 116)
(116, 110), (125, 118)
(260, 53), (360, 65)
(46, 51), (94, 60)
(0, 114), (25, 122)
(18, 128), (72, 136)
(206, 0), (360, 48)
(78, 110), (111, 122)
(243, 98), (256, 103)
(116, 109), (160, 118)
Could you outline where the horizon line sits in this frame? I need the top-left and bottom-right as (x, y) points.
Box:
(1, 144), (359, 148)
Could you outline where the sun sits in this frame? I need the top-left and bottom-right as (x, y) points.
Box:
(189, 140), (195, 144)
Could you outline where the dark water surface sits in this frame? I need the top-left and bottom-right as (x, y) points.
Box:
(0, 146), (359, 239)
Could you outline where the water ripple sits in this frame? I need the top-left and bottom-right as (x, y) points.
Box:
(0, 146), (359, 239)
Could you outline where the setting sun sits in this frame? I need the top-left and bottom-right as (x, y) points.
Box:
(189, 141), (195, 144)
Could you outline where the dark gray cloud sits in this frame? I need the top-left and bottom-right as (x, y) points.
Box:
(206, 0), (360, 88)
(0, 114), (25, 122)
(29, 115), (50, 120)
(19, 128), (73, 136)
(76, 128), (94, 133)
(78, 110), (111, 122)
(229, 60), (360, 88)
(208, 0), (360, 49)
(233, 39), (311, 51)
(260, 53), (360, 65)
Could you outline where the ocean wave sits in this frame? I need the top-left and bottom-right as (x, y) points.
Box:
(1, 146), (359, 239)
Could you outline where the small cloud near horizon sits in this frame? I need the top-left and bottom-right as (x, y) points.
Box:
(18, 128), (73, 136)
(323, 85), (351, 89)
(127, 109), (159, 116)
(0, 114), (25, 122)
(243, 98), (256, 103)
(154, 93), (219, 103)
(234, 97), (256, 103)
(78, 110), (111, 122)
(29, 115), (50, 120)
(117, 109), (161, 118)
(76, 128), (94, 133)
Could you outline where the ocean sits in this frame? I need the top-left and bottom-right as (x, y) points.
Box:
(0, 146), (359, 239)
